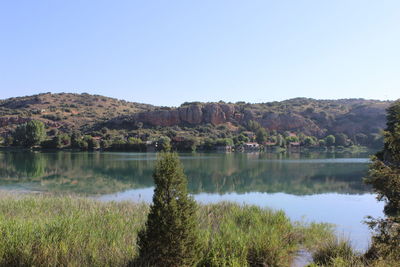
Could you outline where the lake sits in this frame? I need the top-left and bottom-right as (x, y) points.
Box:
(0, 150), (383, 251)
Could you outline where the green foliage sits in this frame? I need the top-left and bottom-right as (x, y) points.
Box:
(0, 194), (147, 267)
(0, 194), (334, 267)
(318, 139), (326, 147)
(355, 133), (368, 146)
(70, 131), (82, 148)
(136, 153), (200, 266)
(325, 135), (336, 147)
(198, 203), (333, 267)
(311, 238), (361, 266)
(157, 136), (171, 152)
(365, 100), (400, 262)
(233, 133), (250, 145)
(1, 93), (387, 151)
(12, 120), (46, 148)
(334, 133), (349, 147)
(173, 136), (199, 152)
(285, 135), (299, 143)
(303, 136), (317, 147)
(255, 128), (268, 144)
(276, 134), (286, 148)
(366, 100), (400, 217)
(247, 120), (262, 132)
(127, 137), (142, 145)
(202, 138), (233, 150)
(41, 136), (61, 149)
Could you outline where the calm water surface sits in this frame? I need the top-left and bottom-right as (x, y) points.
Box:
(0, 151), (384, 250)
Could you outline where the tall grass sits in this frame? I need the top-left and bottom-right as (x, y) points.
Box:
(0, 194), (148, 266)
(0, 194), (333, 266)
(309, 238), (399, 267)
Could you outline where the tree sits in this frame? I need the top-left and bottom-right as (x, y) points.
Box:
(41, 135), (62, 149)
(365, 100), (400, 260)
(215, 138), (234, 147)
(285, 135), (299, 143)
(70, 131), (82, 148)
(247, 120), (262, 132)
(157, 136), (171, 152)
(234, 133), (250, 145)
(85, 135), (99, 150)
(318, 139), (326, 147)
(276, 134), (286, 148)
(355, 133), (368, 146)
(334, 133), (349, 147)
(256, 128), (268, 144)
(13, 120), (45, 148)
(303, 136), (316, 147)
(136, 153), (200, 266)
(325, 135), (336, 147)
(367, 101), (400, 217)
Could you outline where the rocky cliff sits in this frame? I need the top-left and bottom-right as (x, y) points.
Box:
(107, 98), (392, 137)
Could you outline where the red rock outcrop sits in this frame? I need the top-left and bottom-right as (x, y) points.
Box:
(260, 113), (325, 137)
(132, 103), (236, 126)
(178, 104), (203, 124)
(135, 109), (180, 127)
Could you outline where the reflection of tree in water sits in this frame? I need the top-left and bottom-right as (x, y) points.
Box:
(0, 152), (46, 178)
(0, 151), (372, 195)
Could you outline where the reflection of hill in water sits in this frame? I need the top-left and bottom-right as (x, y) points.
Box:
(0, 151), (372, 195)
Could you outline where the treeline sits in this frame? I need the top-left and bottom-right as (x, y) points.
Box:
(0, 119), (383, 152)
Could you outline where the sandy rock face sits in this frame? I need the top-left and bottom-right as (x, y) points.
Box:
(135, 109), (180, 127)
(178, 105), (203, 124)
(133, 103), (235, 126)
(203, 104), (227, 125)
(260, 113), (325, 137)
(108, 101), (389, 138)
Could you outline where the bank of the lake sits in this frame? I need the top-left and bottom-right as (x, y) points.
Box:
(0, 193), (333, 267)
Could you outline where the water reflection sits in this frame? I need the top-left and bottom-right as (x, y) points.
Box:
(0, 151), (372, 195)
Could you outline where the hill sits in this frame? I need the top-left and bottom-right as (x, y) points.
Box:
(107, 97), (390, 138)
(0, 92), (154, 134)
(0, 93), (393, 149)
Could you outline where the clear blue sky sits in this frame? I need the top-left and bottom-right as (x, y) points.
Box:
(0, 1), (399, 106)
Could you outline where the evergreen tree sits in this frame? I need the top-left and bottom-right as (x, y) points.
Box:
(136, 152), (200, 266)
(365, 100), (400, 260)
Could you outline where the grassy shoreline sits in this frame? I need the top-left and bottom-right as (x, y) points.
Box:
(0, 193), (333, 266)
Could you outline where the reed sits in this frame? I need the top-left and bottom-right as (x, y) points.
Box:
(0, 194), (333, 267)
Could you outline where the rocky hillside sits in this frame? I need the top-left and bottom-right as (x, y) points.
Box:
(0, 93), (154, 134)
(0, 93), (392, 139)
(107, 98), (391, 138)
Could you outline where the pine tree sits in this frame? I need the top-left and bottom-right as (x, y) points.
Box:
(365, 100), (400, 259)
(136, 152), (200, 266)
